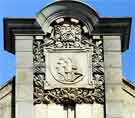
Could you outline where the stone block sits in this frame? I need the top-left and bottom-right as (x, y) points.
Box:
(16, 83), (33, 101)
(76, 104), (104, 118)
(16, 40), (33, 52)
(105, 84), (123, 101)
(104, 67), (122, 84)
(47, 104), (64, 118)
(16, 52), (33, 68)
(92, 104), (104, 118)
(103, 36), (120, 40)
(0, 98), (12, 118)
(34, 104), (48, 118)
(104, 51), (122, 68)
(106, 101), (124, 118)
(15, 35), (33, 40)
(103, 36), (121, 51)
(16, 101), (33, 118)
(35, 36), (44, 39)
(93, 36), (101, 39)
(16, 68), (33, 84)
(1, 105), (11, 118)
(130, 107), (135, 118)
(76, 104), (92, 118)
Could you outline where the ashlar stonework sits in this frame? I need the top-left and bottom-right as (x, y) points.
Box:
(0, 1), (134, 118)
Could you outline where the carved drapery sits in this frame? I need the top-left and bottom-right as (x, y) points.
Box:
(33, 17), (104, 105)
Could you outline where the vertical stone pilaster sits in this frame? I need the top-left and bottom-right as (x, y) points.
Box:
(15, 35), (34, 118)
(103, 36), (124, 118)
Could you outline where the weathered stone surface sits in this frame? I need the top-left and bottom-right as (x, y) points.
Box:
(16, 52), (33, 68)
(16, 67), (33, 117)
(106, 101), (124, 118)
(47, 104), (64, 118)
(15, 35), (33, 40)
(104, 67), (122, 84)
(45, 49), (93, 88)
(92, 103), (104, 118)
(0, 104), (11, 118)
(16, 83), (33, 101)
(16, 101), (33, 118)
(15, 34), (33, 118)
(34, 104), (48, 118)
(0, 83), (12, 118)
(103, 36), (120, 40)
(1, 1), (134, 118)
(103, 36), (121, 51)
(16, 68), (33, 84)
(104, 52), (122, 68)
(16, 40), (33, 52)
(103, 35), (125, 118)
(35, 36), (44, 39)
(0, 84), (12, 99)
(76, 104), (92, 118)
(76, 104), (104, 118)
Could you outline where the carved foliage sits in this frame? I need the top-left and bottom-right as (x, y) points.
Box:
(33, 39), (46, 92)
(34, 87), (104, 105)
(33, 17), (104, 105)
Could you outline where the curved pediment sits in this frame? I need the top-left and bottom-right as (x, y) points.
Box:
(36, 1), (99, 35)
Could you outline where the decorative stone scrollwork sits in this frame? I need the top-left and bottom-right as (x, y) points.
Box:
(40, 22), (96, 49)
(34, 87), (104, 105)
(33, 17), (104, 105)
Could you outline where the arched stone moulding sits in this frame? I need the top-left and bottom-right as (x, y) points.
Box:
(36, 1), (99, 35)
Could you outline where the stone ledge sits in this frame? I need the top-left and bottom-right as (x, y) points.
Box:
(122, 79), (135, 97)
(0, 79), (13, 100)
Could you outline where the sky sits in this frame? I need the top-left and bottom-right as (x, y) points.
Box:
(0, 0), (135, 85)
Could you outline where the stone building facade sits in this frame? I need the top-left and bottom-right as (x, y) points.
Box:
(0, 1), (135, 118)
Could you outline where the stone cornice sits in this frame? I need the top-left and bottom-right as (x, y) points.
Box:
(4, 17), (131, 54)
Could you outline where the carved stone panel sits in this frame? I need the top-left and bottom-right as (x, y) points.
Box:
(45, 48), (93, 88)
(33, 17), (104, 105)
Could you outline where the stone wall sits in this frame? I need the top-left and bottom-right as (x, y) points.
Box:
(122, 79), (135, 118)
(0, 78), (134, 118)
(1, 1), (133, 117)
(15, 34), (104, 118)
(0, 79), (13, 118)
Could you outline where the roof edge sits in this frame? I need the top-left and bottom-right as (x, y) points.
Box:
(122, 78), (135, 97)
(0, 77), (15, 91)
